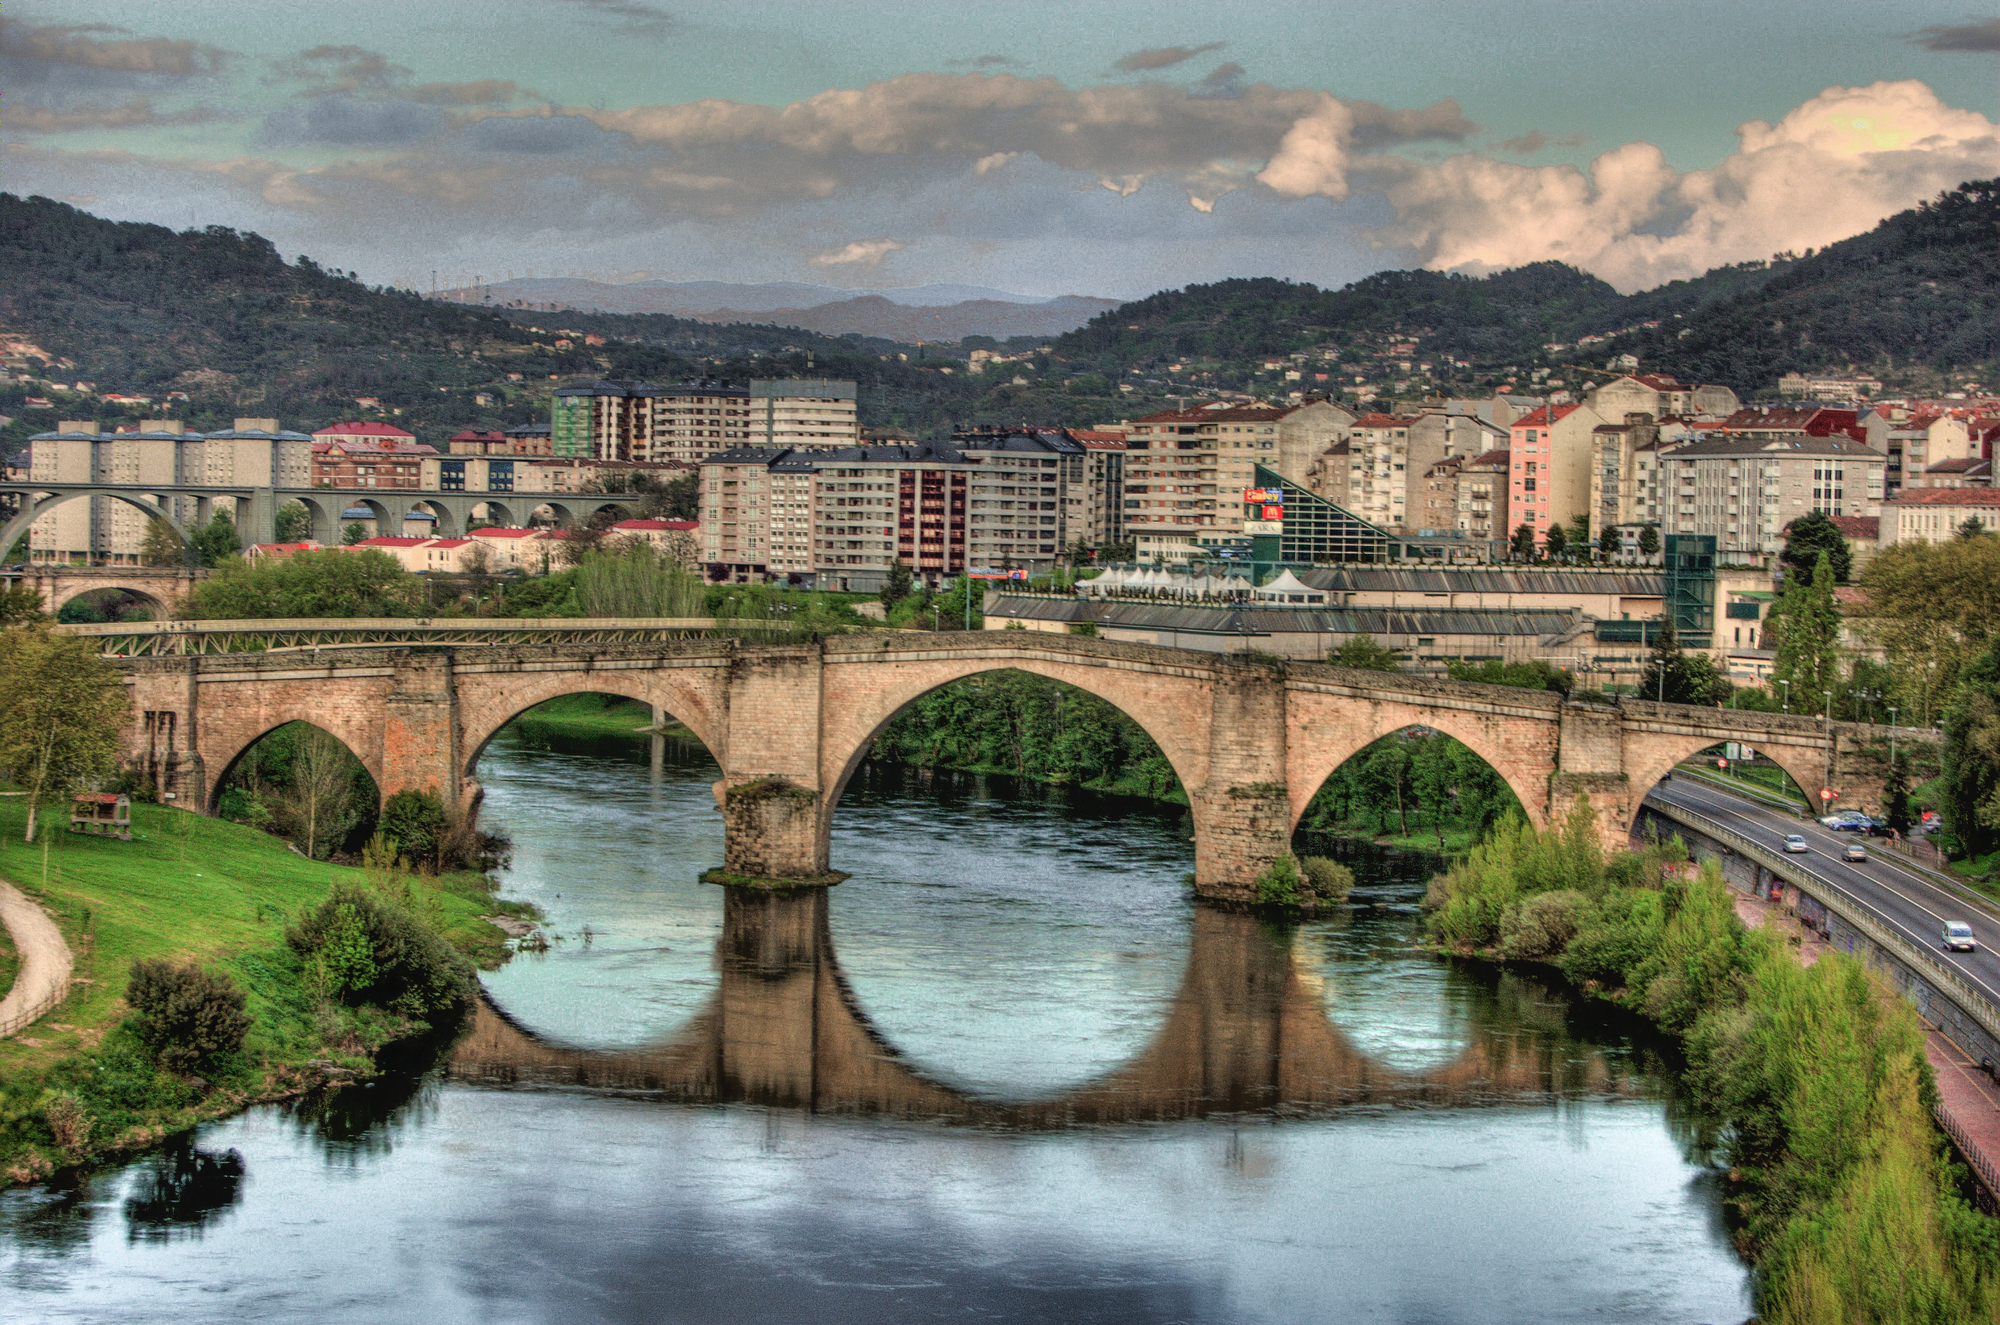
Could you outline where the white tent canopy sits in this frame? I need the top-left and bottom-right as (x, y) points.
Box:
(1252, 569), (1327, 604)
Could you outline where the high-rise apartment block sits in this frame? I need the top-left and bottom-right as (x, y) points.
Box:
(550, 378), (753, 464)
(748, 380), (860, 448)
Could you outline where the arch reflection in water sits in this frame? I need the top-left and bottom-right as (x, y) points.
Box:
(453, 888), (1647, 1123)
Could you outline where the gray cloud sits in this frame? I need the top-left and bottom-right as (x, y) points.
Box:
(1908, 19), (2000, 51)
(960, 54), (1021, 68)
(254, 95), (444, 147)
(547, 0), (673, 35)
(461, 113), (611, 154)
(1, 96), (229, 133)
(1114, 43), (1224, 72)
(1495, 129), (1588, 154)
(1189, 62), (1246, 100)
(407, 79), (537, 106)
(0, 18), (226, 76)
(274, 45), (411, 95)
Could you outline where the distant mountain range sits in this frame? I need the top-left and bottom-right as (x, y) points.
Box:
(437, 277), (1119, 342)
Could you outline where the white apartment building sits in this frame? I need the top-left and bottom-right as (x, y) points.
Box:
(1123, 401), (1351, 561)
(748, 380), (860, 449)
(1655, 434), (1886, 560)
(1879, 487), (2000, 545)
(550, 378), (754, 464)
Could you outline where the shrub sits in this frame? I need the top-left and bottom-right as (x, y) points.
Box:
(379, 789), (449, 868)
(125, 960), (251, 1075)
(1299, 856), (1355, 901)
(1499, 888), (1590, 960)
(1255, 853), (1304, 907)
(286, 883), (473, 1020)
(1558, 889), (1667, 991)
(42, 1093), (93, 1160)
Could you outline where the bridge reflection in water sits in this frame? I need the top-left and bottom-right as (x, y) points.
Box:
(452, 890), (1641, 1125)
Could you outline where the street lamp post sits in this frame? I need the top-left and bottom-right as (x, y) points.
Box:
(1823, 689), (1835, 805)
(1888, 707), (1899, 769)
(1777, 679), (1790, 713)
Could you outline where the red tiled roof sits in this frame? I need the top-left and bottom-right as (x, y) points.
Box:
(1885, 488), (2000, 506)
(1921, 458), (1989, 474)
(426, 538), (472, 549)
(612, 519), (698, 531)
(1634, 373), (1686, 390)
(448, 429), (505, 442)
(1069, 429), (1127, 443)
(1353, 412), (1420, 427)
(1826, 516), (1879, 540)
(355, 536), (432, 547)
(1513, 404), (1579, 428)
(315, 422), (415, 438)
(470, 527), (543, 538)
(1466, 449), (1511, 467)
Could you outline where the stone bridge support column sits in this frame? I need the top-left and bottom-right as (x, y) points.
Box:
(714, 645), (841, 885)
(1190, 664), (1291, 904)
(124, 658), (206, 810)
(380, 650), (460, 810)
(1550, 700), (1637, 851)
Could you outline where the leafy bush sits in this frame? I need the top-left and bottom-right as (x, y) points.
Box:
(1499, 888), (1589, 960)
(1299, 856), (1354, 901)
(125, 960), (251, 1075)
(286, 883), (473, 1019)
(379, 789), (449, 867)
(1254, 853), (1303, 907)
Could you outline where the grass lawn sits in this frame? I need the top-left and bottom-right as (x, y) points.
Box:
(0, 797), (528, 1181)
(510, 692), (675, 740)
(1298, 814), (1476, 856)
(0, 914), (16, 1003)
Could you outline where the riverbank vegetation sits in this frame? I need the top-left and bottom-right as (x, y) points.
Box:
(1424, 800), (2000, 1320)
(0, 798), (524, 1185)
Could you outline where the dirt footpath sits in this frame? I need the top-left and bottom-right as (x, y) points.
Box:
(0, 876), (74, 1036)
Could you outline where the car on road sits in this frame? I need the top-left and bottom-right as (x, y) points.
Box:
(1843, 843), (1868, 862)
(1945, 922), (1978, 953)
(1784, 834), (1810, 853)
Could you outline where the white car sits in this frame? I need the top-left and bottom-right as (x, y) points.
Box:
(1945, 923), (1978, 953)
(1783, 835), (1810, 853)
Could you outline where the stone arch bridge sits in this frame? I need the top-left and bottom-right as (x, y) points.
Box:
(1, 565), (207, 619)
(111, 631), (1929, 902)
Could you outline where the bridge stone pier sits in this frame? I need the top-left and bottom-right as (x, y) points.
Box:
(107, 631), (1939, 900)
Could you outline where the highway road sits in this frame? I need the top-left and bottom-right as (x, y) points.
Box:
(1646, 777), (2000, 1012)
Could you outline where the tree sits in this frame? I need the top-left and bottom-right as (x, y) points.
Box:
(1637, 524), (1660, 562)
(0, 625), (131, 841)
(1640, 614), (1691, 704)
(191, 510), (240, 567)
(1959, 517), (1991, 541)
(141, 518), (186, 567)
(647, 472), (700, 522)
(342, 522), (369, 546)
(1566, 515), (1591, 563)
(1510, 523), (1537, 562)
(184, 548), (419, 619)
(1882, 751), (1914, 836)
(880, 559), (914, 608)
(0, 586), (47, 625)
(1333, 634), (1400, 671)
(380, 789), (450, 870)
(1860, 532), (2000, 725)
(1412, 734), (1456, 849)
(1447, 658), (1573, 694)
(274, 501), (313, 543)
(285, 725), (357, 860)
(557, 508), (623, 568)
(1596, 526), (1621, 564)
(1542, 522), (1568, 563)
(1781, 510), (1852, 584)
(1941, 635), (2000, 860)
(1771, 550), (1843, 708)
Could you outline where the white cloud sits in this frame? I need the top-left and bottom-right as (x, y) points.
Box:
(1262, 79), (2000, 291)
(809, 238), (903, 267)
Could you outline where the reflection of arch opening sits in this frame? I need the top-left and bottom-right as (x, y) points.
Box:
(822, 664), (1198, 867)
(211, 720), (381, 858)
(1291, 724), (1523, 854)
(0, 490), (190, 563)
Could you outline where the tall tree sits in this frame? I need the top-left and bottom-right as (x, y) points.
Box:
(1637, 524), (1660, 562)
(191, 509), (241, 567)
(1640, 615), (1692, 704)
(1860, 533), (2000, 725)
(880, 559), (914, 608)
(274, 501), (313, 543)
(1781, 511), (1853, 584)
(1543, 522), (1568, 563)
(0, 626), (130, 841)
(1959, 517), (1991, 541)
(1882, 751), (1914, 836)
(1566, 515), (1591, 563)
(1510, 523), (1537, 562)
(1333, 634), (1400, 671)
(1941, 635), (2000, 860)
(141, 518), (186, 567)
(1771, 550), (1844, 711)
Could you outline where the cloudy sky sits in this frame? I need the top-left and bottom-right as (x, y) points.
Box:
(4, 0), (1997, 299)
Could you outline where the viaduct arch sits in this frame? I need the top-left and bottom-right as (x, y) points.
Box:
(108, 631), (1928, 905)
(0, 489), (190, 563)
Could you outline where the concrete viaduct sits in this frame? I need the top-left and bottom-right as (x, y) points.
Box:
(0, 480), (639, 552)
(111, 631), (1925, 903)
(451, 888), (1632, 1123)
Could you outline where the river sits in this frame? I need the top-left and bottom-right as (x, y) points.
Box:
(0, 722), (1752, 1323)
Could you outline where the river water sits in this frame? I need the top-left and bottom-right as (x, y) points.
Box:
(0, 723), (1752, 1323)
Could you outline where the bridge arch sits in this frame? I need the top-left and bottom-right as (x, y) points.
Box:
(816, 656), (1209, 865)
(205, 714), (383, 817)
(1285, 689), (1557, 837)
(1620, 721), (1830, 823)
(51, 581), (174, 620)
(408, 498), (460, 539)
(0, 490), (190, 563)
(288, 494), (342, 545)
(455, 668), (730, 784)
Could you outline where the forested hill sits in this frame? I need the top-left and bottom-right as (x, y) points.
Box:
(1051, 259), (1785, 371)
(1604, 178), (2000, 391)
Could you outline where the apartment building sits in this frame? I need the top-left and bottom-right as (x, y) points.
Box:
(1589, 415), (1663, 535)
(1456, 450), (1509, 544)
(1585, 373), (1739, 423)
(312, 433), (436, 490)
(1509, 403), (1604, 545)
(1123, 400), (1353, 560)
(1414, 458), (1462, 540)
(1777, 372), (1882, 404)
(1073, 430), (1127, 548)
(1656, 434), (1886, 560)
(550, 378), (754, 464)
(25, 418), (314, 563)
(953, 427), (1089, 563)
(1880, 488), (2000, 545)
(747, 380), (860, 448)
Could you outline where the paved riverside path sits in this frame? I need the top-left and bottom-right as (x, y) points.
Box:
(0, 874), (73, 1037)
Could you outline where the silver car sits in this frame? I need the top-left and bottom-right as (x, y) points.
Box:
(1783, 835), (1810, 854)
(1945, 923), (1978, 953)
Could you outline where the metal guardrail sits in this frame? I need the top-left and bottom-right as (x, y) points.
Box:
(1935, 1103), (2000, 1205)
(1650, 798), (2000, 1045)
(59, 617), (755, 656)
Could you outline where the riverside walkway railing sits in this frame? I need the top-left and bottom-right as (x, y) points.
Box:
(58, 617), (749, 656)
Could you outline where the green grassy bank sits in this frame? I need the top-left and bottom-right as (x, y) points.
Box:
(0, 798), (529, 1185)
(507, 693), (673, 742)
